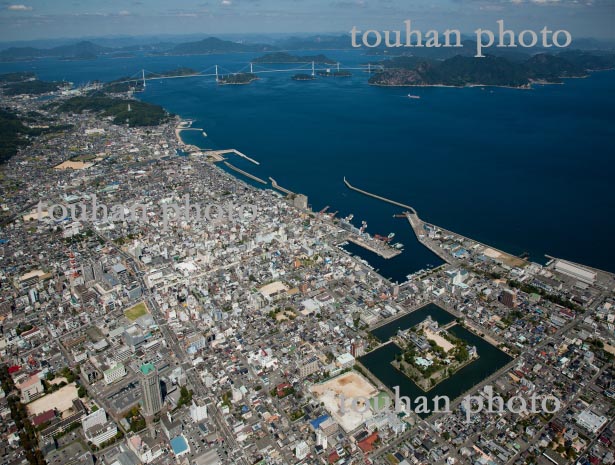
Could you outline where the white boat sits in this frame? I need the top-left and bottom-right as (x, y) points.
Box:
(393, 242), (404, 249)
(408, 94), (421, 99)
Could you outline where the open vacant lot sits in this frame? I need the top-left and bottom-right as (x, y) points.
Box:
(124, 301), (149, 321)
(311, 371), (379, 432)
(27, 383), (78, 416)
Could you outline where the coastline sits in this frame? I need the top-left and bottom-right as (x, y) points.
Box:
(367, 69), (603, 90)
(368, 82), (532, 90)
(164, 69), (615, 278)
(175, 119), (207, 146)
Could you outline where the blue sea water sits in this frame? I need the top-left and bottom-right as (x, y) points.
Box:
(2, 51), (614, 280)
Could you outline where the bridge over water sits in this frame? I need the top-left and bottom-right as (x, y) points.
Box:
(114, 61), (384, 87)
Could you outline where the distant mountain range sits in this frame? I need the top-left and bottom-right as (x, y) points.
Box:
(0, 34), (615, 77)
(1, 34), (614, 62)
(0, 37), (280, 61)
(0, 41), (111, 61)
(253, 52), (337, 64)
(169, 37), (275, 55)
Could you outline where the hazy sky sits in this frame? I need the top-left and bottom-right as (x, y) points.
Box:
(0, 0), (613, 42)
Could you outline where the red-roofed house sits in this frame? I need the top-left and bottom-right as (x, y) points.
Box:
(32, 410), (56, 427)
(20, 327), (41, 340)
(357, 432), (379, 453)
(276, 382), (292, 398)
(8, 365), (21, 374)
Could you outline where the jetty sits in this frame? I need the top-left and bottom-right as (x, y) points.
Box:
(269, 177), (295, 196)
(220, 149), (259, 165)
(223, 162), (267, 184)
(200, 149), (259, 165)
(346, 236), (401, 259)
(343, 177), (416, 214)
(175, 120), (207, 145)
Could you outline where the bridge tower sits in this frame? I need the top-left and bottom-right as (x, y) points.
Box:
(337, 62), (340, 72)
(250, 63), (253, 73)
(311, 61), (315, 77)
(215, 65), (219, 82)
(142, 69), (146, 88)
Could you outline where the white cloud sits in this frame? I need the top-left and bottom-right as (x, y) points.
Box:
(118, 10), (131, 16)
(221, 0), (232, 5)
(7, 4), (33, 11)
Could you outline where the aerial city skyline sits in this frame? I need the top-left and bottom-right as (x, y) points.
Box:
(0, 2), (614, 465)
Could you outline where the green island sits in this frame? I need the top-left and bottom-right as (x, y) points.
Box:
(368, 51), (615, 88)
(317, 70), (352, 78)
(50, 95), (171, 127)
(253, 52), (336, 64)
(391, 316), (478, 392)
(217, 73), (258, 85)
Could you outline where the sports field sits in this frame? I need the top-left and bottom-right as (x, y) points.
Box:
(124, 302), (149, 321)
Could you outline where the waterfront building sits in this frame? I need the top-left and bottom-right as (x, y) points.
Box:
(293, 194), (308, 210)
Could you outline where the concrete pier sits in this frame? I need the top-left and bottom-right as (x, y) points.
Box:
(223, 162), (267, 184)
(231, 149), (260, 165)
(406, 211), (529, 269)
(405, 212), (452, 264)
(269, 177), (295, 196)
(346, 236), (401, 259)
(343, 177), (416, 214)
(202, 149), (259, 165)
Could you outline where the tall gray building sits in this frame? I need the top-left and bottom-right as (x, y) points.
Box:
(139, 363), (162, 416)
(92, 260), (104, 282)
(82, 263), (95, 283)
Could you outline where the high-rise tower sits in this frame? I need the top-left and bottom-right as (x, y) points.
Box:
(139, 363), (162, 416)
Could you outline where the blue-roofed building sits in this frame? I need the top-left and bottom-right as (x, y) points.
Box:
(452, 247), (469, 259)
(309, 414), (330, 430)
(170, 435), (190, 457)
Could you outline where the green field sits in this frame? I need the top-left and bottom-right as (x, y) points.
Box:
(124, 302), (149, 321)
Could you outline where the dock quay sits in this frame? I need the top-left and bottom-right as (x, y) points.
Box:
(343, 177), (416, 214)
(341, 176), (529, 270)
(346, 236), (401, 259)
(231, 149), (259, 165)
(406, 212), (529, 269)
(223, 162), (267, 184)
(202, 149), (259, 165)
(181, 144), (202, 153)
(175, 120), (207, 144)
(269, 177), (295, 196)
(405, 212), (453, 265)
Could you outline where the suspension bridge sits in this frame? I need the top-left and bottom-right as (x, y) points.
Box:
(114, 61), (384, 87)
